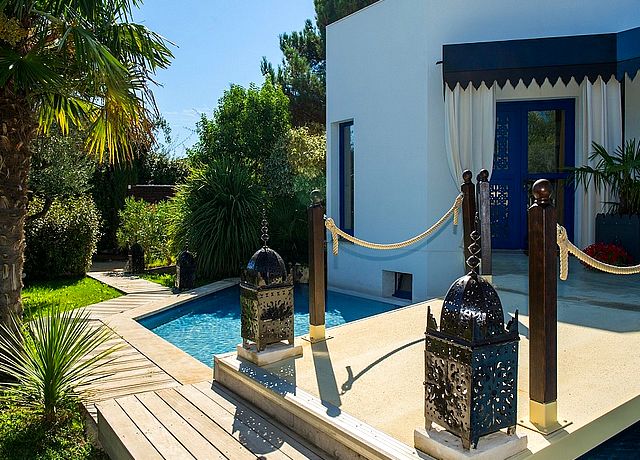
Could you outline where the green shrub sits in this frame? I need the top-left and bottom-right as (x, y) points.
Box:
(0, 306), (118, 423)
(116, 197), (173, 266)
(188, 80), (291, 168)
(171, 157), (263, 279)
(25, 197), (100, 280)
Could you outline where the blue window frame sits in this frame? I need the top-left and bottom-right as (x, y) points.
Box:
(339, 121), (355, 235)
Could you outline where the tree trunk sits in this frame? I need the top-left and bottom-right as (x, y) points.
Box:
(0, 89), (35, 327)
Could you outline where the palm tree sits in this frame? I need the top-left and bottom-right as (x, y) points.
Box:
(0, 1), (172, 325)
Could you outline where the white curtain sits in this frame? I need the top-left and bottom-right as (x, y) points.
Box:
(577, 76), (622, 247)
(445, 82), (496, 186)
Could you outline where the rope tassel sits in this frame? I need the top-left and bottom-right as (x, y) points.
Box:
(325, 194), (463, 256)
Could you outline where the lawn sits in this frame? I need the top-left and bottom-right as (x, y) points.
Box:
(139, 273), (214, 289)
(22, 277), (121, 319)
(139, 273), (175, 288)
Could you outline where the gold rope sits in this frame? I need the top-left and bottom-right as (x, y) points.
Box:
(556, 224), (640, 280)
(325, 194), (463, 255)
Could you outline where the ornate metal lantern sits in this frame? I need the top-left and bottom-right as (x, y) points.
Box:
(175, 248), (196, 290)
(240, 214), (294, 352)
(423, 235), (519, 449)
(128, 243), (144, 274)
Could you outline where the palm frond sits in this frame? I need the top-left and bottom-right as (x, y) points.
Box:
(0, 46), (64, 91)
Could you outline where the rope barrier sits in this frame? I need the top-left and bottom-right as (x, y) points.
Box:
(556, 224), (640, 280)
(324, 194), (463, 255)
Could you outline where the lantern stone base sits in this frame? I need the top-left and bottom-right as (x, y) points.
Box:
(236, 342), (303, 367)
(414, 426), (527, 460)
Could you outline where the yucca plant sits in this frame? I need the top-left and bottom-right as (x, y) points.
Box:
(0, 306), (119, 423)
(171, 156), (263, 279)
(572, 140), (640, 215)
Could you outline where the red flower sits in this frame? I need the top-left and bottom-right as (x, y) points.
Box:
(581, 242), (633, 270)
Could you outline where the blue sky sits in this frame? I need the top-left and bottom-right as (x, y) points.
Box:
(135, 1), (317, 155)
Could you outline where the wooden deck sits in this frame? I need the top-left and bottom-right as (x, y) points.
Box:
(81, 272), (327, 459)
(97, 382), (326, 460)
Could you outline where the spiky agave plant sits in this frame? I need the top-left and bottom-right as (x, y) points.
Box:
(572, 140), (640, 215)
(0, 306), (119, 423)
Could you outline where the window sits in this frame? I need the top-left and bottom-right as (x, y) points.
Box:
(339, 121), (355, 234)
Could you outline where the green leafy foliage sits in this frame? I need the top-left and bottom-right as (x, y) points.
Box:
(572, 140), (640, 215)
(92, 119), (187, 253)
(261, 20), (325, 128)
(0, 402), (108, 459)
(263, 128), (326, 263)
(289, 126), (326, 183)
(171, 158), (263, 279)
(91, 162), (137, 251)
(0, 306), (119, 423)
(117, 197), (173, 266)
(261, 1), (379, 127)
(25, 197), (100, 281)
(29, 129), (96, 202)
(188, 80), (291, 168)
(21, 278), (121, 320)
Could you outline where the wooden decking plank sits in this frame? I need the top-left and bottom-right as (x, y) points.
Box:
(136, 392), (227, 460)
(202, 382), (327, 460)
(97, 398), (163, 460)
(116, 394), (195, 459)
(176, 385), (292, 460)
(155, 388), (257, 460)
(83, 379), (178, 402)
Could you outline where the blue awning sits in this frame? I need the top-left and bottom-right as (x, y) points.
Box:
(443, 26), (640, 89)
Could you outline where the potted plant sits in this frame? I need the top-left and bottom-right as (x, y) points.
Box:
(572, 140), (640, 260)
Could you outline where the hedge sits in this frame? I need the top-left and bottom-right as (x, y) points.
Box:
(25, 196), (101, 280)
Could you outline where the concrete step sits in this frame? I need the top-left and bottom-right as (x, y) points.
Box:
(214, 353), (425, 460)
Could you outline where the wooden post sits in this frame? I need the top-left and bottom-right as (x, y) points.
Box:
(308, 190), (326, 342)
(477, 169), (492, 279)
(528, 179), (560, 432)
(461, 170), (476, 267)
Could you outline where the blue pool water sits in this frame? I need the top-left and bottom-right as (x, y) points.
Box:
(139, 284), (399, 365)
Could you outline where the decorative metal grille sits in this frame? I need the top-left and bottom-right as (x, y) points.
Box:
(241, 284), (294, 352)
(470, 343), (518, 438)
(490, 183), (511, 242)
(424, 272), (519, 449)
(494, 114), (510, 171)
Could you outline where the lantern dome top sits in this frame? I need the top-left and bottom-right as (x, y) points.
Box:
(177, 248), (195, 266)
(244, 247), (288, 287)
(439, 271), (507, 343)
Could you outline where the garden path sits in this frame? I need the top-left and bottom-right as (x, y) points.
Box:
(81, 272), (325, 459)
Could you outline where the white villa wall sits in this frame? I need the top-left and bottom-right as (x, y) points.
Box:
(326, 0), (640, 300)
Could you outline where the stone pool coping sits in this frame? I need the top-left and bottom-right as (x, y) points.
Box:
(103, 277), (418, 387)
(104, 278), (238, 385)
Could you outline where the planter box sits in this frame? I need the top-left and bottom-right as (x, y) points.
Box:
(595, 214), (640, 262)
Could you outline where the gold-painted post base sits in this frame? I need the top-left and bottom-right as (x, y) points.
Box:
(308, 324), (327, 343)
(518, 400), (572, 435)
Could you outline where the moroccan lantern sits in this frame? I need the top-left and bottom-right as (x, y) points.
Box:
(240, 213), (294, 352)
(423, 228), (519, 449)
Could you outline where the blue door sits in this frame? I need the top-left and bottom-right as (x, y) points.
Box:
(491, 99), (575, 250)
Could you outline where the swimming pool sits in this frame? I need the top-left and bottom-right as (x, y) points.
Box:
(138, 284), (400, 365)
